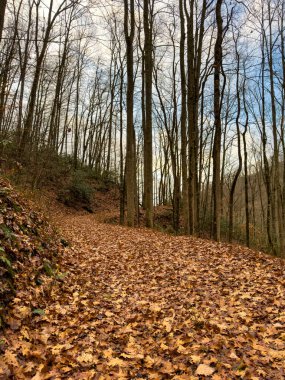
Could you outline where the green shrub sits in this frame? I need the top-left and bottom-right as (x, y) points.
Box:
(69, 180), (93, 204)
(57, 171), (94, 212)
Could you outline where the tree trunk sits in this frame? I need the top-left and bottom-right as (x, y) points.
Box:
(179, 0), (190, 234)
(229, 35), (242, 243)
(0, 0), (7, 41)
(143, 0), (154, 228)
(124, 0), (137, 226)
(212, 0), (223, 242)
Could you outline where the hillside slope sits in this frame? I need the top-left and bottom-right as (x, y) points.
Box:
(1, 199), (285, 378)
(0, 177), (65, 326)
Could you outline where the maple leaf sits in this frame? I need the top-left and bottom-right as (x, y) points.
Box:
(19, 341), (32, 356)
(162, 317), (172, 332)
(122, 351), (144, 359)
(61, 366), (72, 373)
(23, 361), (36, 374)
(149, 303), (161, 312)
(0, 362), (10, 378)
(160, 343), (169, 350)
(108, 357), (127, 367)
(177, 345), (189, 354)
(36, 332), (50, 345)
(212, 375), (224, 380)
(124, 335), (144, 359)
(160, 360), (175, 373)
(15, 305), (30, 318)
(31, 364), (45, 380)
(190, 355), (201, 364)
(103, 348), (114, 358)
(195, 364), (216, 376)
(77, 352), (96, 365)
(229, 350), (239, 360)
(51, 343), (73, 355)
(269, 349), (285, 359)
(4, 351), (19, 367)
(144, 355), (156, 368)
(117, 368), (129, 379)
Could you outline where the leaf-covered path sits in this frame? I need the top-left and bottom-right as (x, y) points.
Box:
(2, 212), (285, 379)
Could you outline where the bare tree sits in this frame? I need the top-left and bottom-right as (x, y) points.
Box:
(143, 0), (154, 228)
(124, 0), (137, 226)
(212, 0), (223, 241)
(19, 0), (79, 156)
(0, 0), (7, 41)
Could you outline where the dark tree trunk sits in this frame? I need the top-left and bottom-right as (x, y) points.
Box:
(143, 0), (154, 228)
(124, 0), (137, 226)
(212, 0), (223, 242)
(0, 0), (7, 41)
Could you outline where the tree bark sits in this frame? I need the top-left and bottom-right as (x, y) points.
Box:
(0, 0), (7, 42)
(229, 34), (242, 243)
(179, 0), (190, 234)
(143, 0), (154, 228)
(212, 0), (223, 242)
(124, 0), (137, 226)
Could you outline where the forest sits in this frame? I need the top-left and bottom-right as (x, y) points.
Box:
(0, 0), (285, 255)
(1, 1), (285, 378)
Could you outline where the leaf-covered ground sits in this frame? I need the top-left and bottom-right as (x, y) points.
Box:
(0, 178), (63, 329)
(1, 207), (285, 379)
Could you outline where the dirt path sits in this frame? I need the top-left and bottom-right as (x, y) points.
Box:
(2, 213), (285, 379)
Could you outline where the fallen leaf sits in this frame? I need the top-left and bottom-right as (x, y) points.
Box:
(77, 352), (95, 365)
(108, 357), (127, 367)
(4, 351), (19, 367)
(195, 364), (215, 376)
(190, 355), (201, 364)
